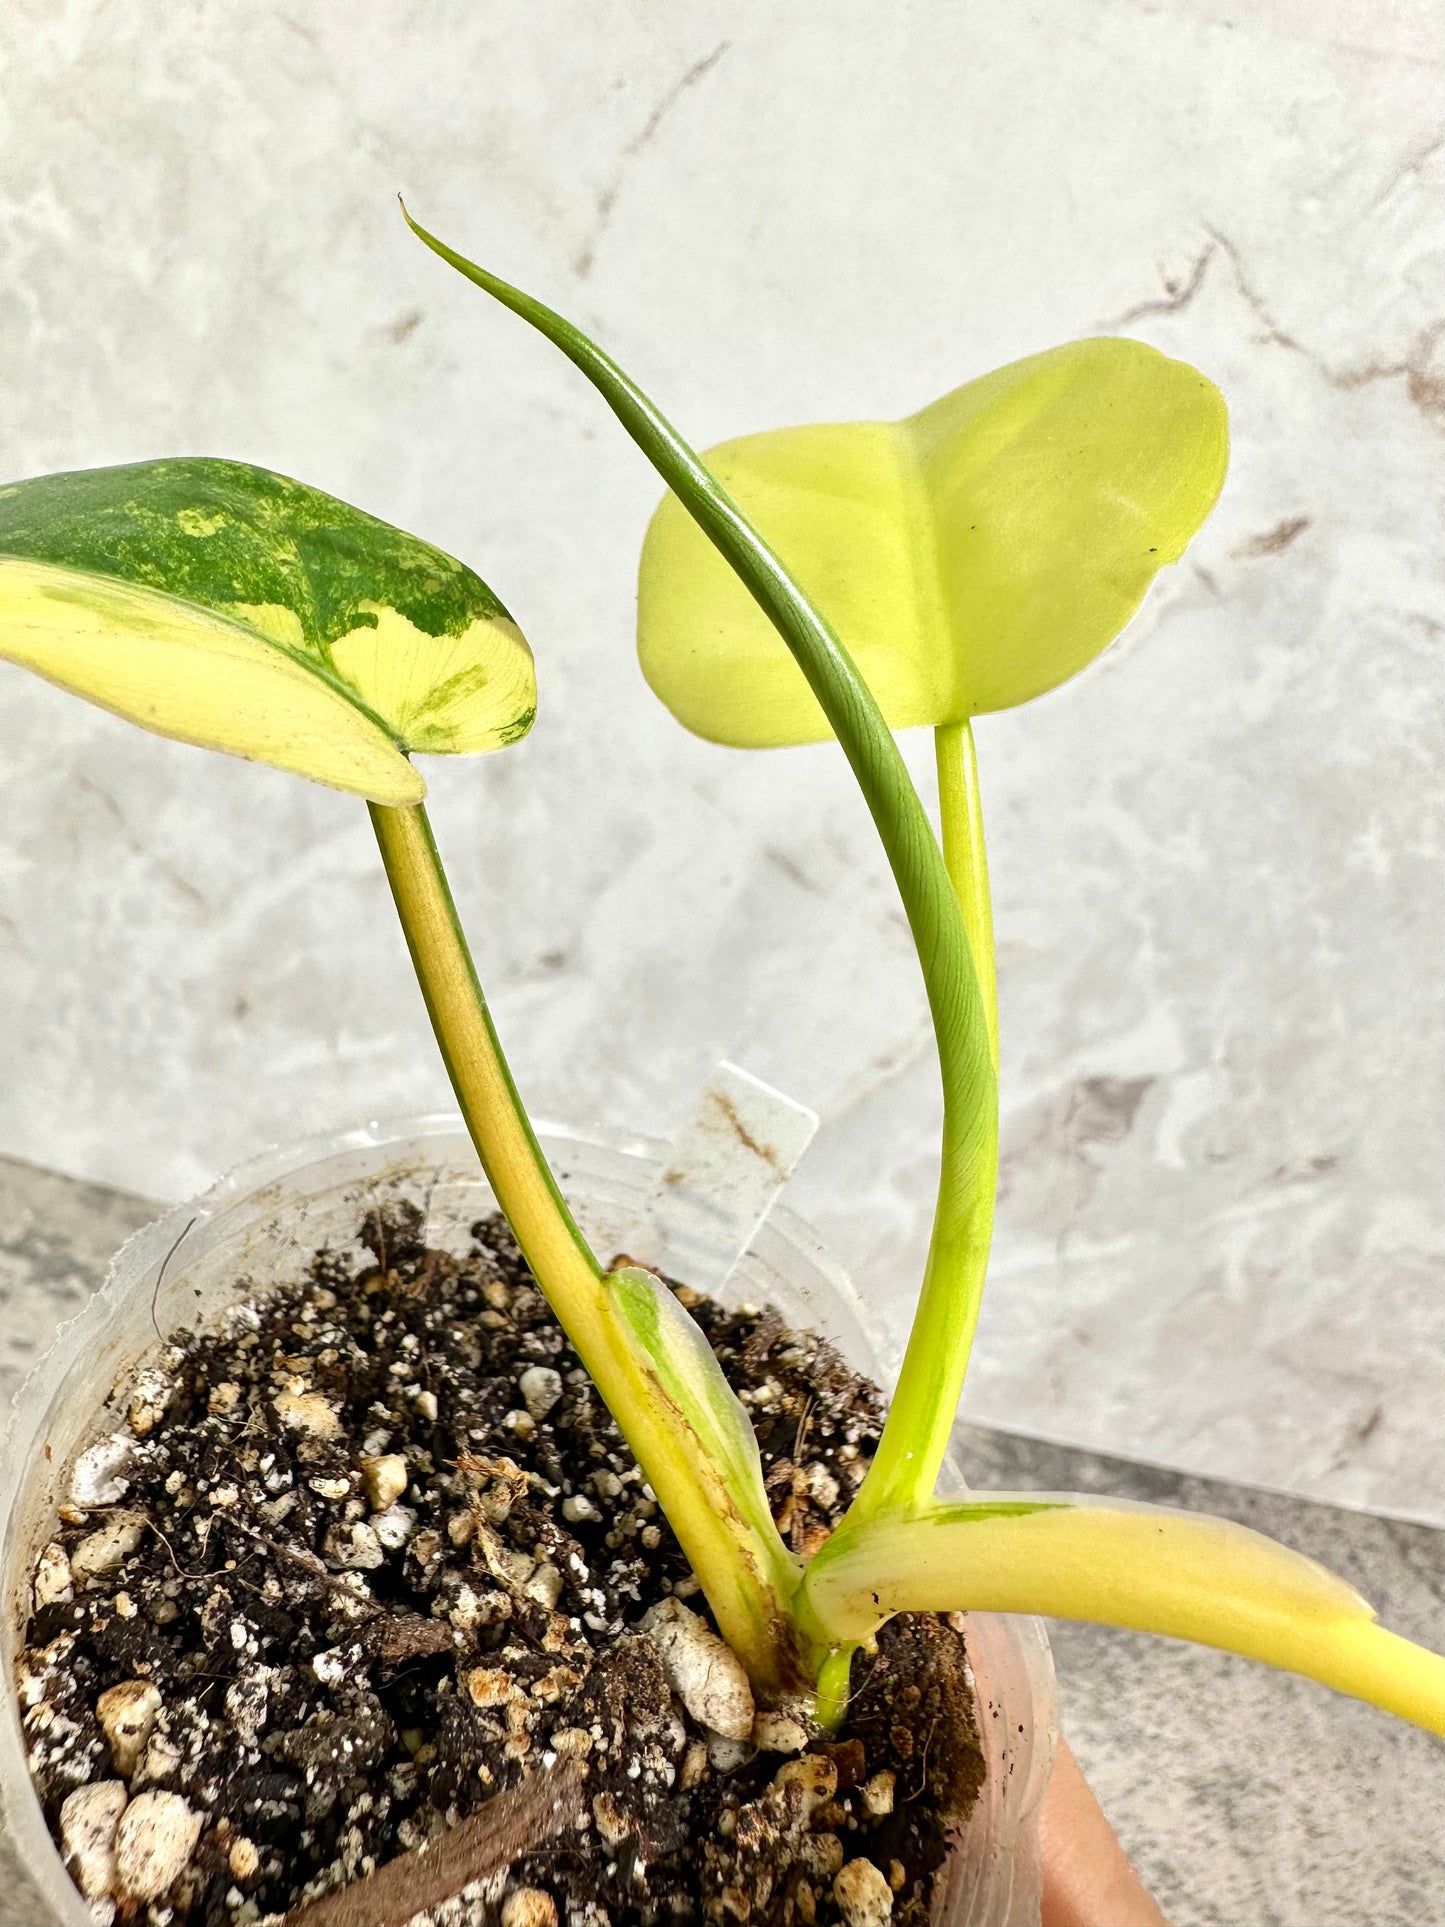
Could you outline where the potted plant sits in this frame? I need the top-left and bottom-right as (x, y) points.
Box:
(0, 212), (1440, 1927)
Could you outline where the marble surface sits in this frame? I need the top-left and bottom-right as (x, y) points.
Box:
(2, 1152), (1442, 1926)
(0, 1156), (152, 1422)
(3, 2), (1445, 1519)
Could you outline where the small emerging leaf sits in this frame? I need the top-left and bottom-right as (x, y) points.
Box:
(637, 339), (1227, 747)
(607, 1264), (794, 1579)
(0, 459), (536, 800)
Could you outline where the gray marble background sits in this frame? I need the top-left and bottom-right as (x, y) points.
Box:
(3, 0), (1445, 1522)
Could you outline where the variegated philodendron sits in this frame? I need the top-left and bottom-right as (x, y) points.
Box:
(2, 215), (1442, 1743)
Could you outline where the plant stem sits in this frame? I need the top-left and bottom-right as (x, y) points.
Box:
(813, 1646), (855, 1732)
(369, 799), (802, 1689)
(368, 802), (598, 1283)
(404, 211), (998, 1530)
(935, 720), (997, 1071)
(829, 721), (1003, 1531)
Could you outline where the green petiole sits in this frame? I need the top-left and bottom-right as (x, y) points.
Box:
(935, 718), (998, 1072)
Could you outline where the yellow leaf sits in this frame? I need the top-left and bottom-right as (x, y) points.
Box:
(638, 338), (1227, 747)
(0, 559), (423, 803)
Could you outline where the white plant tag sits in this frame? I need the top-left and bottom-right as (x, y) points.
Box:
(640, 1062), (819, 1293)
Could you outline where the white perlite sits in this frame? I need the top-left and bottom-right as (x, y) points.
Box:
(361, 1452), (408, 1511)
(524, 1562), (563, 1610)
(96, 1680), (162, 1779)
(834, 1858), (894, 1927)
(641, 1597), (754, 1740)
(60, 1781), (127, 1899)
(465, 1666), (516, 1709)
(501, 1889), (559, 1927)
(273, 1384), (343, 1441)
(518, 1366), (563, 1422)
(805, 1463), (841, 1512)
(70, 1435), (134, 1508)
(373, 1501), (418, 1550)
(33, 1541), (74, 1608)
(225, 1667), (274, 1747)
(752, 1710), (808, 1754)
(229, 1836), (260, 1881)
(775, 1754), (837, 1821)
(707, 1732), (752, 1774)
(114, 1791), (202, 1903)
(126, 1368), (174, 1439)
(324, 1521), (385, 1570)
(71, 1511), (147, 1582)
(860, 1770), (895, 1817)
(135, 1733), (183, 1788)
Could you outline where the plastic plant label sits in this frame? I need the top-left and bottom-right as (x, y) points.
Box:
(641, 1062), (819, 1293)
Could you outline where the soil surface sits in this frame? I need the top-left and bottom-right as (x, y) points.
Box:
(17, 1203), (985, 1927)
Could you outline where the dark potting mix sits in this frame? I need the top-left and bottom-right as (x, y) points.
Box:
(16, 1203), (986, 1927)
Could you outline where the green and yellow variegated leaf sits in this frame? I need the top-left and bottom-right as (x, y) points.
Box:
(637, 338), (1227, 747)
(0, 459), (536, 801)
(607, 1264), (794, 1582)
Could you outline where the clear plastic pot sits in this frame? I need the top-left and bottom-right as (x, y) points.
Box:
(0, 1117), (1057, 1926)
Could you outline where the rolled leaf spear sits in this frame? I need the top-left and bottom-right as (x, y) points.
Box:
(406, 208), (1445, 1738)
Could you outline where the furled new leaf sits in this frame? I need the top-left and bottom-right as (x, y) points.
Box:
(606, 1264), (798, 1597)
(0, 459), (535, 801)
(637, 339), (1227, 747)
